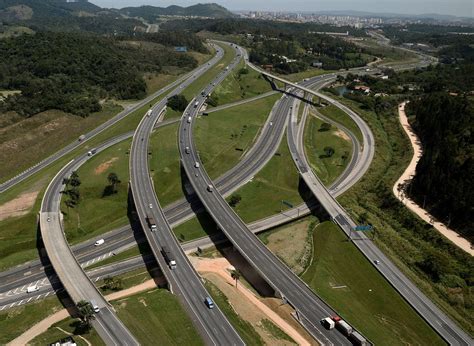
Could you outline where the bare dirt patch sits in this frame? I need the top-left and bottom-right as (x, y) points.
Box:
(193, 256), (312, 345)
(94, 157), (118, 175)
(0, 190), (39, 221)
(333, 129), (350, 141)
(265, 220), (311, 274)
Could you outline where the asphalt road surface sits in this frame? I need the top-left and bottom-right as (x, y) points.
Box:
(129, 42), (244, 345)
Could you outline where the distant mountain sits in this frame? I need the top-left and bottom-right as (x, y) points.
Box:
(119, 3), (236, 20)
(0, 0), (101, 21)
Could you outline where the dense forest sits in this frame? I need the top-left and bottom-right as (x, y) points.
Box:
(161, 18), (371, 73)
(382, 24), (474, 48)
(0, 32), (200, 117)
(406, 94), (473, 242)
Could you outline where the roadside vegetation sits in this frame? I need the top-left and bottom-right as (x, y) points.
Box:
(304, 114), (353, 186)
(204, 280), (264, 345)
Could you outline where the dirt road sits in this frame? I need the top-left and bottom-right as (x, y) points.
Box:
(393, 102), (473, 255)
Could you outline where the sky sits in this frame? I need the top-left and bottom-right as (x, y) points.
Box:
(90, 0), (473, 17)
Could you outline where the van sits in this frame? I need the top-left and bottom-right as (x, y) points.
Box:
(205, 297), (214, 309)
(91, 300), (100, 313)
(26, 285), (39, 293)
(194, 162), (200, 168)
(207, 185), (213, 192)
(187, 116), (192, 123)
(94, 239), (105, 246)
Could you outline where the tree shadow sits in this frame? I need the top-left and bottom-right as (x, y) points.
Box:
(101, 185), (116, 197)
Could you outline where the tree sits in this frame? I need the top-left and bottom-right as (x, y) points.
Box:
(69, 171), (81, 188)
(167, 94), (188, 112)
(103, 277), (123, 291)
(76, 300), (95, 331)
(107, 172), (121, 192)
(323, 146), (335, 157)
(319, 122), (332, 132)
(229, 194), (242, 207)
(231, 269), (241, 288)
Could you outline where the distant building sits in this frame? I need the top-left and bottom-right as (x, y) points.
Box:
(312, 61), (323, 68)
(174, 46), (187, 52)
(354, 85), (371, 94)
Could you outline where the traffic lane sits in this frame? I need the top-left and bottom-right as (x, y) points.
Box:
(180, 95), (351, 345)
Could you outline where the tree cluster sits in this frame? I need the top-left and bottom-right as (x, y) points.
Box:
(167, 94), (188, 112)
(407, 93), (473, 242)
(0, 32), (198, 117)
(63, 171), (81, 210)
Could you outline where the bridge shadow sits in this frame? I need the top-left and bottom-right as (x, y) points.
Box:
(36, 220), (80, 318)
(126, 186), (165, 288)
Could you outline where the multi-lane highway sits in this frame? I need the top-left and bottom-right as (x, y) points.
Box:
(178, 46), (356, 345)
(39, 132), (139, 345)
(129, 42), (244, 345)
(281, 72), (472, 346)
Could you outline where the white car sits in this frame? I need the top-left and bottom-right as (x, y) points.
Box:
(26, 285), (39, 293)
(149, 203), (153, 209)
(194, 162), (200, 168)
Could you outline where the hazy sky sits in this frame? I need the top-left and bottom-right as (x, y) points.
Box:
(90, 0), (473, 17)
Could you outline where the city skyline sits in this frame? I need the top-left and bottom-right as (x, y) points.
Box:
(90, 0), (473, 18)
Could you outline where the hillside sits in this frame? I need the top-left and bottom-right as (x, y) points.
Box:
(0, 0), (101, 20)
(119, 3), (235, 20)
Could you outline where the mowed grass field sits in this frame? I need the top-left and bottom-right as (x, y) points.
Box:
(62, 138), (131, 244)
(318, 104), (363, 143)
(114, 289), (204, 345)
(229, 134), (306, 224)
(304, 115), (352, 186)
(0, 296), (63, 344)
(302, 221), (444, 345)
(149, 123), (185, 208)
(196, 93), (281, 180)
(211, 60), (274, 105)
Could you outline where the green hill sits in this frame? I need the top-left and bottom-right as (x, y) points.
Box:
(120, 3), (235, 21)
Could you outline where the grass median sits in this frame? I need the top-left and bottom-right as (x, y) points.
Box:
(196, 93), (281, 180)
(304, 114), (353, 186)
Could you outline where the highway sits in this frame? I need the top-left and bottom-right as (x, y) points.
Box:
(39, 132), (139, 345)
(1, 61), (372, 317)
(129, 42), (244, 345)
(178, 47), (357, 345)
(281, 73), (472, 345)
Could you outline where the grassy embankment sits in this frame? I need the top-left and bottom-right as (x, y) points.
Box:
(302, 221), (444, 345)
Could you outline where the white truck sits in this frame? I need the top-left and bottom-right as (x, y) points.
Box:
(147, 215), (157, 232)
(161, 246), (177, 270)
(321, 317), (335, 330)
(94, 239), (105, 246)
(26, 285), (39, 293)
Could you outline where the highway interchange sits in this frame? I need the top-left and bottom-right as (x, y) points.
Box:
(0, 37), (471, 345)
